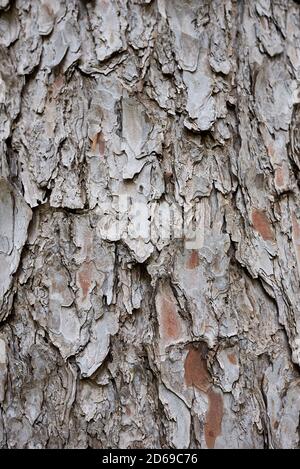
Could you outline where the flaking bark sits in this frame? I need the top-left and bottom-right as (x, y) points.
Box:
(1, 0), (300, 449)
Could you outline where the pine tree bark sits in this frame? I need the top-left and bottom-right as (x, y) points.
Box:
(1, 0), (300, 449)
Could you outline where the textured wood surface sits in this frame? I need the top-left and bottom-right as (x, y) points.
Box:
(1, 0), (300, 449)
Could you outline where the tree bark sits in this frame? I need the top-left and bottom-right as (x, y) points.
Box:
(1, 0), (300, 449)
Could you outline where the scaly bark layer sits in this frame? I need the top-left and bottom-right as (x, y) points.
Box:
(1, 0), (300, 449)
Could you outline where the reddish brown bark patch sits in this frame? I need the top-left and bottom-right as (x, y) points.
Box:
(275, 167), (284, 188)
(185, 345), (224, 447)
(91, 132), (105, 156)
(227, 352), (237, 365)
(186, 250), (200, 270)
(205, 389), (224, 449)
(91, 134), (98, 153)
(252, 209), (275, 242)
(156, 283), (186, 346)
(161, 297), (181, 341)
(184, 345), (211, 392)
(273, 420), (279, 430)
(267, 143), (275, 158)
(78, 263), (92, 300)
(52, 75), (64, 98)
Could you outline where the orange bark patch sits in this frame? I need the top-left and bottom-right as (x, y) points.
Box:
(184, 345), (211, 392)
(91, 132), (105, 156)
(186, 250), (200, 270)
(185, 345), (224, 448)
(161, 297), (181, 341)
(98, 132), (105, 156)
(252, 209), (275, 242)
(78, 263), (92, 299)
(227, 353), (237, 365)
(91, 133), (99, 153)
(156, 283), (186, 346)
(205, 389), (224, 449)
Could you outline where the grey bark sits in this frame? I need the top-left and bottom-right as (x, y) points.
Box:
(1, 0), (300, 449)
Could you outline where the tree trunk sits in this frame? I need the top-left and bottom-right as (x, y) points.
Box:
(1, 0), (300, 450)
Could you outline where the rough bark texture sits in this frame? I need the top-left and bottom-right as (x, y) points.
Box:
(1, 0), (300, 449)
